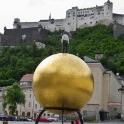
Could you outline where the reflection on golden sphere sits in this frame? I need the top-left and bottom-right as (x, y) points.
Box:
(33, 53), (94, 114)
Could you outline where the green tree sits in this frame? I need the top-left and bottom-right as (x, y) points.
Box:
(1, 24), (124, 87)
(3, 83), (25, 115)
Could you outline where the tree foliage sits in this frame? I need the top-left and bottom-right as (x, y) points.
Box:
(3, 83), (25, 115)
(0, 24), (124, 86)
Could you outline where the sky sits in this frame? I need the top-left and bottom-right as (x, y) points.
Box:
(0, 0), (124, 33)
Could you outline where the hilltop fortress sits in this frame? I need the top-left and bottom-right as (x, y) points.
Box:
(1, 0), (124, 46)
(13, 0), (124, 32)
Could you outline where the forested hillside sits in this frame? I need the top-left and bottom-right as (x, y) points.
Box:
(0, 24), (124, 87)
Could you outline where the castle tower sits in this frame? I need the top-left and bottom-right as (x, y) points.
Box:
(13, 18), (21, 29)
(65, 7), (78, 31)
(103, 0), (113, 23)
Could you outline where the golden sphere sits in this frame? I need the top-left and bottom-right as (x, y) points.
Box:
(33, 53), (94, 114)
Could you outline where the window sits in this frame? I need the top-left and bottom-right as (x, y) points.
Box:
(73, 12), (75, 16)
(30, 94), (31, 98)
(34, 113), (37, 118)
(35, 104), (37, 109)
(27, 112), (31, 117)
(67, 13), (70, 18)
(22, 112), (25, 116)
(29, 102), (31, 107)
(90, 16), (94, 19)
(16, 111), (18, 116)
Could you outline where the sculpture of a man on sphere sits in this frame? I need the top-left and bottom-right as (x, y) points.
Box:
(61, 32), (70, 53)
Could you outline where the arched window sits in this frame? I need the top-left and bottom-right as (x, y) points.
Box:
(27, 112), (31, 117)
(22, 112), (25, 116)
(16, 111), (18, 116)
(34, 113), (37, 118)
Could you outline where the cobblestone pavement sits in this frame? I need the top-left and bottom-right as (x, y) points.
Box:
(86, 120), (124, 124)
(0, 121), (124, 124)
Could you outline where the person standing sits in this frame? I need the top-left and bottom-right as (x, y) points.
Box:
(61, 32), (70, 53)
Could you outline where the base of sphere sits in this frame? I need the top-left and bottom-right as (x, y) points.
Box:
(35, 107), (84, 124)
(45, 106), (79, 111)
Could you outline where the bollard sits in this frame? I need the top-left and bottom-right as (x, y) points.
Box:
(3, 121), (8, 124)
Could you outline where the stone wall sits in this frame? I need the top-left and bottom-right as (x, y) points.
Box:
(113, 14), (124, 25)
(113, 23), (124, 39)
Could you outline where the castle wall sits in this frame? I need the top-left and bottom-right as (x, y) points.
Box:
(65, 7), (78, 31)
(113, 14), (124, 25)
(76, 6), (106, 28)
(113, 23), (124, 38)
(54, 19), (65, 31)
(104, 1), (113, 21)
(14, 22), (39, 29)
(13, 0), (124, 33)
(38, 21), (49, 29)
(65, 1), (113, 31)
(0, 34), (2, 45)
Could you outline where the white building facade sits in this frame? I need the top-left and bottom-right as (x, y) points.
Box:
(17, 74), (56, 119)
(13, 0), (124, 32)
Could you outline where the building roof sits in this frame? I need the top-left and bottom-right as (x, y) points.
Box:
(113, 13), (124, 17)
(84, 56), (98, 63)
(39, 20), (49, 22)
(20, 74), (33, 82)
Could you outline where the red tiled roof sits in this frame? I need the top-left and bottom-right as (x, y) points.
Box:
(20, 74), (33, 82)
